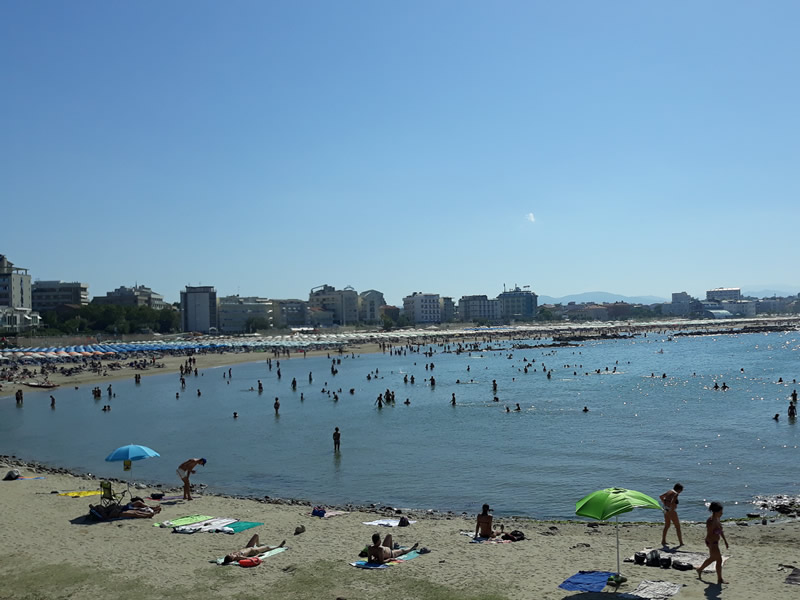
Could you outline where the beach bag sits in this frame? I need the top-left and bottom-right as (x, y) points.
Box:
(312, 507), (326, 518)
(646, 550), (661, 566)
(238, 557), (261, 568)
(634, 551), (647, 565)
(3, 469), (20, 481)
(398, 516), (410, 527)
(150, 492), (164, 500)
(672, 560), (693, 571)
(660, 556), (672, 569)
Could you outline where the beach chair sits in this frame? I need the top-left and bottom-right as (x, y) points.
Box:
(100, 481), (126, 507)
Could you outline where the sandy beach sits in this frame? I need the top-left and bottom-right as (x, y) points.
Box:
(0, 461), (798, 600)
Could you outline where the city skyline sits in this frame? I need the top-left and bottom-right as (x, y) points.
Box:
(3, 3), (799, 306)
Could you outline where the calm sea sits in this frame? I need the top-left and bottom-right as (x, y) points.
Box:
(1, 331), (798, 522)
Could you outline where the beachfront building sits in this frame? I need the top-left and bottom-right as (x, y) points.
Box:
(308, 284), (358, 326)
(706, 287), (741, 302)
(379, 305), (400, 322)
(266, 299), (308, 329)
(458, 295), (501, 323)
(93, 285), (168, 310)
(32, 280), (89, 312)
(358, 290), (386, 324)
(440, 297), (456, 322)
(661, 292), (702, 317)
(180, 285), (218, 333)
(218, 296), (271, 333)
(403, 292), (441, 324)
(497, 285), (538, 321)
(0, 255), (40, 332)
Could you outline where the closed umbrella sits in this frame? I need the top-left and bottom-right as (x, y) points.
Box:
(575, 487), (662, 579)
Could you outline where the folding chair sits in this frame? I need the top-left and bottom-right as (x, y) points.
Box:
(100, 481), (127, 507)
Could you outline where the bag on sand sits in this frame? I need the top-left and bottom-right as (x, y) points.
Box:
(672, 560), (693, 571)
(3, 469), (20, 481)
(660, 556), (672, 569)
(646, 550), (661, 567)
(634, 551), (647, 565)
(238, 557), (261, 567)
(398, 516), (411, 527)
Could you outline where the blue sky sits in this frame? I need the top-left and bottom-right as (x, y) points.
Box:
(2, 2), (798, 305)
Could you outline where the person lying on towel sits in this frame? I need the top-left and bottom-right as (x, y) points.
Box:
(223, 535), (286, 565)
(367, 533), (419, 564)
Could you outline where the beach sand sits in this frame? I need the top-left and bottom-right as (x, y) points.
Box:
(1, 465), (798, 600)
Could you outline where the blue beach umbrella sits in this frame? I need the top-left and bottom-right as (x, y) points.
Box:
(105, 444), (160, 462)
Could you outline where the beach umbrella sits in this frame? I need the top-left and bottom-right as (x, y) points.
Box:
(105, 444), (160, 487)
(575, 487), (662, 579)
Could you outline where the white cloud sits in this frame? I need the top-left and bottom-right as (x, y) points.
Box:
(525, 212), (535, 223)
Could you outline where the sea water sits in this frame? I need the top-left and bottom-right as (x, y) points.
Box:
(1, 331), (798, 522)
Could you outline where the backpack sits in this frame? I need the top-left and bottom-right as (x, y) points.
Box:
(660, 556), (672, 569)
(672, 560), (693, 571)
(646, 550), (661, 567)
(398, 516), (411, 527)
(634, 551), (647, 565)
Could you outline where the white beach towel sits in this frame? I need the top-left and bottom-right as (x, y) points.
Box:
(618, 580), (682, 600)
(175, 517), (238, 534)
(362, 518), (416, 527)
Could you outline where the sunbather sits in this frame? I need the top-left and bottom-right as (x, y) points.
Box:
(367, 533), (419, 564)
(475, 504), (500, 538)
(126, 497), (161, 514)
(222, 535), (286, 564)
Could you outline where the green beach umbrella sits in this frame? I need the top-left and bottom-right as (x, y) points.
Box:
(575, 487), (662, 578)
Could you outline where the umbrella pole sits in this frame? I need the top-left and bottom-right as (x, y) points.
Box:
(615, 516), (620, 575)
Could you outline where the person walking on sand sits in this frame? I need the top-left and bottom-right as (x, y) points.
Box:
(177, 457), (206, 501)
(660, 483), (684, 546)
(697, 501), (729, 584)
(333, 427), (341, 452)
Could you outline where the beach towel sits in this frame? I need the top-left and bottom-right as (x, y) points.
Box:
(460, 531), (512, 544)
(15, 476), (46, 480)
(147, 495), (183, 501)
(628, 548), (728, 573)
(785, 568), (800, 585)
(626, 580), (682, 600)
(59, 490), (101, 497)
(226, 521), (263, 533)
(350, 550), (420, 569)
(214, 545), (288, 565)
(362, 518), (416, 527)
(154, 514), (213, 528)
(173, 517), (237, 533)
(558, 571), (616, 592)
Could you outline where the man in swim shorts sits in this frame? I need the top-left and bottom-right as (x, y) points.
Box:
(177, 457), (206, 500)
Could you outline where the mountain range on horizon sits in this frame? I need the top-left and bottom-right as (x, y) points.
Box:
(537, 288), (799, 306)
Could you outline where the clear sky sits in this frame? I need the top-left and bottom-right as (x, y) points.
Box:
(2, 2), (799, 305)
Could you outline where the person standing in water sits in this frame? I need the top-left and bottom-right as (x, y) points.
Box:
(659, 483), (684, 546)
(333, 427), (341, 452)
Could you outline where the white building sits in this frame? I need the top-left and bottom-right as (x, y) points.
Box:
(458, 294), (501, 322)
(707, 288), (741, 302)
(0, 255), (39, 332)
(358, 290), (386, 324)
(180, 286), (218, 333)
(403, 292), (441, 324)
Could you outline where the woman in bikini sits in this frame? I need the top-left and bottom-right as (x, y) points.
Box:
(659, 483), (684, 546)
(697, 501), (729, 584)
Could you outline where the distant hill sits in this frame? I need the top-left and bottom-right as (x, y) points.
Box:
(742, 289), (798, 299)
(538, 292), (668, 305)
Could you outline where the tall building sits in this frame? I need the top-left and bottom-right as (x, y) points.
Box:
(32, 280), (89, 312)
(358, 290), (386, 324)
(707, 288), (741, 302)
(458, 294), (501, 322)
(180, 286), (218, 333)
(218, 296), (271, 333)
(0, 255), (39, 332)
(402, 292), (441, 324)
(93, 285), (167, 310)
(308, 284), (358, 325)
(0, 255), (32, 309)
(497, 285), (538, 320)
